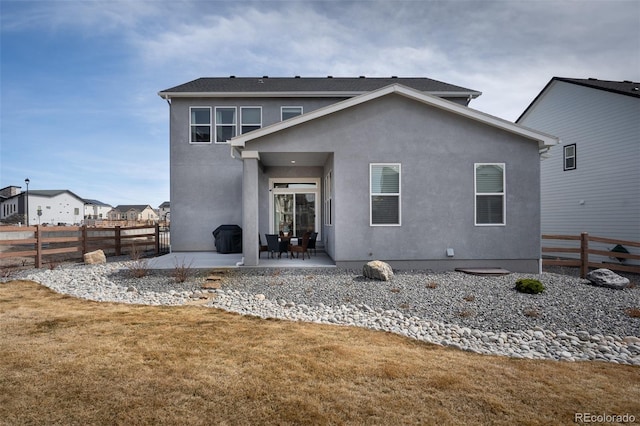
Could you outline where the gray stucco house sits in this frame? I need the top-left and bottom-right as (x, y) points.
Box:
(159, 76), (557, 272)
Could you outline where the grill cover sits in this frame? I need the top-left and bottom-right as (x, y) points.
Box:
(212, 225), (243, 253)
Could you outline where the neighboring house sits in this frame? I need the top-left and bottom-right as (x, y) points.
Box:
(84, 199), (113, 220)
(517, 78), (640, 248)
(108, 205), (159, 222)
(158, 201), (170, 222)
(158, 76), (558, 271)
(0, 186), (22, 222)
(0, 188), (85, 225)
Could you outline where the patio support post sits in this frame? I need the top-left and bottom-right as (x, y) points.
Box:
(242, 150), (260, 266)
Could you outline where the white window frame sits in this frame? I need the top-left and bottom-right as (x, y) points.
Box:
(281, 106), (303, 121)
(474, 163), (506, 226)
(324, 170), (333, 226)
(564, 144), (576, 171)
(214, 106), (237, 143)
(268, 177), (321, 240)
(240, 106), (262, 134)
(189, 106), (212, 144)
(370, 163), (401, 227)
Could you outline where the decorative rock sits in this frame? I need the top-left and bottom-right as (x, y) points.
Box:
(83, 249), (106, 265)
(586, 268), (630, 290)
(363, 260), (394, 281)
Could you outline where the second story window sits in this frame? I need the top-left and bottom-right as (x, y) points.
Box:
(190, 107), (211, 143)
(281, 106), (303, 120)
(564, 144), (576, 171)
(241, 107), (262, 134)
(215, 107), (237, 143)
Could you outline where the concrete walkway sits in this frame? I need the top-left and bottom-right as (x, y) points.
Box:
(147, 250), (335, 270)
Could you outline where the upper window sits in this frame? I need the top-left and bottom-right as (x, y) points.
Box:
(564, 144), (576, 171)
(190, 107), (211, 143)
(281, 106), (303, 120)
(215, 107), (237, 143)
(241, 107), (262, 134)
(475, 163), (505, 226)
(370, 164), (401, 226)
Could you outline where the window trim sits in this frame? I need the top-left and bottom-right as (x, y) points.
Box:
(281, 106), (303, 121)
(189, 106), (212, 144)
(370, 163), (401, 227)
(214, 106), (237, 144)
(240, 106), (262, 134)
(474, 162), (506, 226)
(324, 170), (333, 226)
(563, 144), (576, 171)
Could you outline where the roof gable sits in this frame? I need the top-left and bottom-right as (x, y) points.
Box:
(231, 84), (558, 150)
(112, 204), (153, 212)
(517, 77), (640, 122)
(28, 190), (85, 201)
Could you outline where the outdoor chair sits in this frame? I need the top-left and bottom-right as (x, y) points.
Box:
(259, 234), (269, 258)
(265, 234), (280, 258)
(306, 232), (318, 256)
(289, 232), (311, 260)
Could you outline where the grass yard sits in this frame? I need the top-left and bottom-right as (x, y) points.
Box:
(1, 280), (639, 425)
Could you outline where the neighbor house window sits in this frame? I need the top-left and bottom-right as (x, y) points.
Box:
(190, 107), (211, 143)
(281, 106), (303, 120)
(324, 170), (333, 226)
(564, 144), (576, 171)
(241, 107), (262, 134)
(475, 163), (505, 225)
(370, 163), (401, 226)
(215, 107), (237, 143)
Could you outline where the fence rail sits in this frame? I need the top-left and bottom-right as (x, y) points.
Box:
(0, 224), (170, 268)
(542, 233), (640, 278)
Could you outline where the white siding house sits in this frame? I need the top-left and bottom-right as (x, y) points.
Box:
(84, 199), (113, 220)
(518, 78), (640, 261)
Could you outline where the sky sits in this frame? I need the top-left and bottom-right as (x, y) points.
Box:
(1, 0), (639, 209)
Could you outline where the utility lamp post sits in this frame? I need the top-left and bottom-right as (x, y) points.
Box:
(24, 178), (30, 226)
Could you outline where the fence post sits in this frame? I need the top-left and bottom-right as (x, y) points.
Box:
(81, 225), (87, 255)
(35, 225), (42, 268)
(115, 226), (121, 256)
(155, 223), (160, 255)
(580, 232), (589, 278)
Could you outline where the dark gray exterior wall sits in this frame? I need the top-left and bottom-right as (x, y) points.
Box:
(244, 94), (542, 272)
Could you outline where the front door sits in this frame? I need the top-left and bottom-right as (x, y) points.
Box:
(271, 178), (319, 238)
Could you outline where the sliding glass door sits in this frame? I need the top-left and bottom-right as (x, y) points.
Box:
(271, 179), (319, 238)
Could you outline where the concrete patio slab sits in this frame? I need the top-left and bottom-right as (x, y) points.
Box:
(148, 251), (335, 270)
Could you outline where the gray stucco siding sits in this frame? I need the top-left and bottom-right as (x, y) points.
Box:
(244, 94), (542, 271)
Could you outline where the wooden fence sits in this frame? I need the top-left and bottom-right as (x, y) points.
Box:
(542, 233), (640, 278)
(0, 224), (170, 268)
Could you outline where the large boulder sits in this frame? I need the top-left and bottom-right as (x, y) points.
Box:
(586, 268), (630, 290)
(84, 249), (106, 265)
(363, 260), (393, 281)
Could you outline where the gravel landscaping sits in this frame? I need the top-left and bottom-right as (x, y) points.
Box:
(7, 261), (640, 364)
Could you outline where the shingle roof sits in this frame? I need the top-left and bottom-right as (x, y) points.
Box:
(554, 77), (640, 98)
(84, 199), (112, 207)
(28, 190), (84, 200)
(112, 205), (153, 212)
(159, 76), (481, 98)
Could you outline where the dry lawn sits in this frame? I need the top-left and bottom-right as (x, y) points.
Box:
(1, 280), (639, 425)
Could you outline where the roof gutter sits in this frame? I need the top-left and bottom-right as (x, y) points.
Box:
(157, 90), (482, 100)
